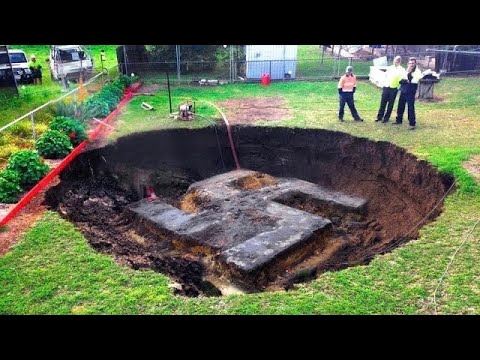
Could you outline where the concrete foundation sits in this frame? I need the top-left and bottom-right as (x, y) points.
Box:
(127, 170), (367, 286)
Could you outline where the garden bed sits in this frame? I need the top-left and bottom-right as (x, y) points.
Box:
(0, 82), (142, 228)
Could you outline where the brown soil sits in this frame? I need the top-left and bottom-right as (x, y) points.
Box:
(464, 155), (480, 183)
(44, 126), (454, 296)
(216, 97), (291, 124)
(235, 172), (277, 190)
(134, 84), (161, 95)
(179, 190), (206, 213)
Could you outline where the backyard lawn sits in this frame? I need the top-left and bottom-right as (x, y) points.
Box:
(0, 49), (479, 315)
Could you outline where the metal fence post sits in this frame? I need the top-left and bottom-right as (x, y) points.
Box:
(176, 45), (181, 82)
(123, 45), (128, 76)
(73, 91), (77, 116)
(30, 113), (36, 141)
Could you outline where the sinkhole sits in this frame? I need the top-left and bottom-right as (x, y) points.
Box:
(45, 126), (454, 297)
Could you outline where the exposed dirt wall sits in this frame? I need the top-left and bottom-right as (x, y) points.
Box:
(47, 126), (454, 294)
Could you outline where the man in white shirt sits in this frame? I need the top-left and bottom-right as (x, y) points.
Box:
(375, 56), (405, 123)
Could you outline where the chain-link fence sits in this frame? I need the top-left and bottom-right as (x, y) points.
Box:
(117, 45), (480, 85)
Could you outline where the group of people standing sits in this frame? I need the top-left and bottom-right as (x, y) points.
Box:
(337, 55), (422, 130)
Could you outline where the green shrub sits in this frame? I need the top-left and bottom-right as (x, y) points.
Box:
(56, 101), (96, 122)
(0, 170), (23, 203)
(116, 74), (132, 88)
(6, 150), (50, 186)
(49, 116), (87, 146)
(96, 91), (118, 111)
(100, 84), (122, 110)
(0, 169), (21, 183)
(85, 96), (110, 117)
(103, 83), (123, 98)
(35, 130), (73, 159)
(56, 101), (77, 119)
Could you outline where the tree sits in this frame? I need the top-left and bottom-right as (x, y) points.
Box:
(144, 45), (227, 72)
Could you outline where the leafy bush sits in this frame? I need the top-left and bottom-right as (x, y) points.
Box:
(49, 116), (87, 145)
(97, 91), (119, 111)
(56, 101), (97, 122)
(85, 96), (110, 117)
(116, 74), (132, 88)
(35, 130), (73, 159)
(75, 74), (132, 119)
(103, 83), (123, 98)
(0, 170), (23, 204)
(6, 150), (50, 186)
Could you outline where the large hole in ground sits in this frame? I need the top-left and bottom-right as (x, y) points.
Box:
(45, 126), (454, 297)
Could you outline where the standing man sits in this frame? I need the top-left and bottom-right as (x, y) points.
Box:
(394, 57), (423, 130)
(375, 55), (405, 123)
(337, 65), (363, 122)
(28, 55), (42, 85)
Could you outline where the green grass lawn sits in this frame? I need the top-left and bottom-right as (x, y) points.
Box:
(297, 45), (372, 78)
(1, 70), (480, 314)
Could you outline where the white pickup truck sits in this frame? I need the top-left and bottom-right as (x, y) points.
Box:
(0, 48), (34, 84)
(49, 45), (94, 81)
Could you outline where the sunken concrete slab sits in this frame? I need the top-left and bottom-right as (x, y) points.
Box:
(128, 200), (194, 231)
(127, 170), (367, 287)
(221, 202), (331, 273)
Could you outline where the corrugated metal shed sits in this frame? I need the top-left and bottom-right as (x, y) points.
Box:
(246, 45), (297, 80)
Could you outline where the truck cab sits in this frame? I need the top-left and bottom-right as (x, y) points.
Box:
(0, 48), (34, 84)
(49, 45), (94, 82)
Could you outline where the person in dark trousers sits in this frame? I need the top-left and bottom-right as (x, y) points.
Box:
(28, 55), (42, 85)
(393, 57), (422, 130)
(337, 65), (363, 122)
(375, 55), (404, 123)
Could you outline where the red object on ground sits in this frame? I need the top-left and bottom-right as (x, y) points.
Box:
(261, 73), (271, 86)
(0, 82), (143, 227)
(144, 186), (158, 200)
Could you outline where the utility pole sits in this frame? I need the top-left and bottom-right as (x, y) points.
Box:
(167, 71), (172, 114)
(176, 45), (181, 81)
(123, 45), (128, 75)
(4, 45), (19, 96)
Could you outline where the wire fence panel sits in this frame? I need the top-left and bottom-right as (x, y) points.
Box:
(119, 45), (480, 84)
